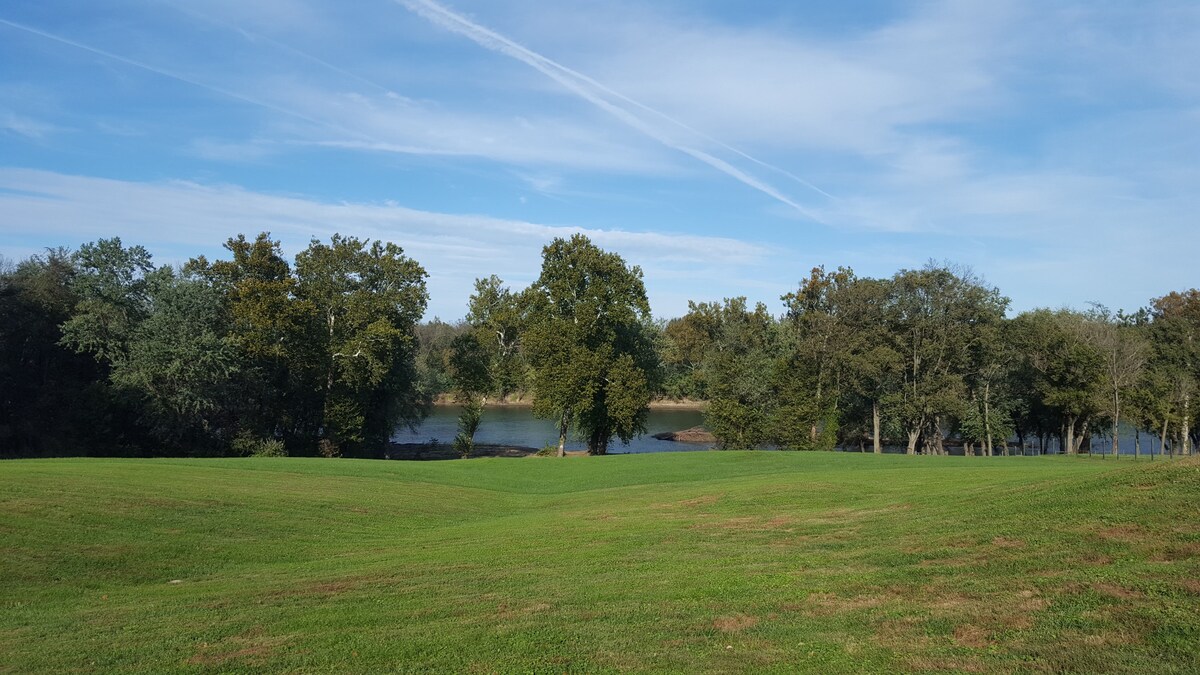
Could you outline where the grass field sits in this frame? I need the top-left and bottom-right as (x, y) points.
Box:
(2, 452), (1199, 673)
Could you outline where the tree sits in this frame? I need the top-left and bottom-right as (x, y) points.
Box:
(781, 266), (856, 449)
(60, 238), (155, 364)
(61, 239), (241, 453)
(188, 233), (315, 447)
(660, 300), (724, 401)
(0, 249), (121, 456)
(1010, 309), (1104, 454)
(838, 277), (901, 454)
(1148, 290), (1200, 455)
(697, 298), (780, 449)
(1083, 306), (1148, 457)
(294, 235), (430, 454)
(522, 235), (658, 455)
(110, 270), (240, 451)
(888, 265), (1008, 455)
(465, 275), (528, 399)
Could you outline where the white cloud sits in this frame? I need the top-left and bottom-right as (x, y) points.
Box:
(0, 168), (772, 319)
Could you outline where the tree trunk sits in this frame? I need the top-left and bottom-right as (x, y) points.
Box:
(1161, 419), (1169, 459)
(872, 401), (882, 454)
(906, 428), (919, 455)
(1184, 392), (1192, 456)
(983, 381), (993, 457)
(1065, 418), (1076, 456)
(1134, 426), (1140, 460)
(1112, 389), (1121, 457)
(557, 409), (570, 458)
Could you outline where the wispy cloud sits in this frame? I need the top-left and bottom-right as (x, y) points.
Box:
(0, 168), (773, 318)
(395, 0), (829, 220)
(0, 111), (59, 139)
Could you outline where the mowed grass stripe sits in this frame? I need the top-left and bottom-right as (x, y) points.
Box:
(2, 452), (1198, 673)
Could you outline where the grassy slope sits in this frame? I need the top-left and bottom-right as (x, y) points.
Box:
(2, 452), (1198, 673)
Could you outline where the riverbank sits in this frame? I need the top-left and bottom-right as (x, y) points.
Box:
(432, 395), (708, 411)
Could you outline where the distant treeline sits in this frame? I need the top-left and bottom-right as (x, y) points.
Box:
(2, 233), (1198, 458)
(421, 266), (1198, 457)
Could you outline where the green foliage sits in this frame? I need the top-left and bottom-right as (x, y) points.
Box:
(294, 234), (431, 451)
(465, 275), (529, 399)
(523, 234), (659, 454)
(232, 432), (288, 457)
(453, 396), (484, 458)
(0, 249), (127, 456)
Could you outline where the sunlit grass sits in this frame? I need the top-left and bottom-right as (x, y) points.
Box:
(2, 452), (1198, 672)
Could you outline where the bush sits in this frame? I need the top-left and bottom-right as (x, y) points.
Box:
(318, 438), (341, 458)
(252, 439), (288, 457)
(453, 433), (474, 458)
(231, 431), (288, 457)
(536, 444), (558, 457)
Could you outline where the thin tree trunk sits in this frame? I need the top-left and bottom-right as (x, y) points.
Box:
(1184, 392), (1192, 456)
(906, 428), (919, 455)
(1134, 426), (1140, 460)
(983, 381), (993, 457)
(1161, 419), (1169, 459)
(872, 401), (882, 454)
(557, 409), (570, 458)
(1112, 389), (1121, 457)
(1065, 419), (1076, 456)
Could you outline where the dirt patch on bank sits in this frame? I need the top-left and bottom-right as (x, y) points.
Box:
(652, 426), (716, 443)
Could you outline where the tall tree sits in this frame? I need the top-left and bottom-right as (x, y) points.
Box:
(188, 233), (316, 446)
(1010, 309), (1104, 454)
(888, 265), (1008, 455)
(699, 298), (780, 449)
(781, 266), (856, 448)
(0, 250), (120, 456)
(1083, 306), (1148, 457)
(1149, 290), (1200, 455)
(294, 235), (430, 454)
(464, 275), (528, 399)
(522, 235), (658, 455)
(838, 277), (901, 454)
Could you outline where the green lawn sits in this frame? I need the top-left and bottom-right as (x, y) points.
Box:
(2, 452), (1198, 673)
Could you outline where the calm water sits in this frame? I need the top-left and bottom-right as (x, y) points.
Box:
(392, 405), (708, 454)
(394, 409), (1167, 456)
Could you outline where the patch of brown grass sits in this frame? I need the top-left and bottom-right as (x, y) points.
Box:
(262, 574), (384, 601)
(712, 614), (759, 632)
(1178, 579), (1200, 595)
(187, 626), (287, 667)
(806, 503), (911, 525)
(1149, 542), (1200, 562)
(991, 536), (1025, 549)
(1092, 582), (1143, 600)
(693, 516), (794, 532)
(1095, 524), (1149, 543)
(496, 602), (553, 619)
(797, 590), (899, 617)
(905, 655), (986, 673)
(953, 624), (992, 648)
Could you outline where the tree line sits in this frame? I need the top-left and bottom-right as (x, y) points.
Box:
(3, 232), (1198, 459)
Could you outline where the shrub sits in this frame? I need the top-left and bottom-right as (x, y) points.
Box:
(232, 431), (288, 457)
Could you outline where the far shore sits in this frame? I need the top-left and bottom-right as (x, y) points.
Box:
(433, 395), (708, 411)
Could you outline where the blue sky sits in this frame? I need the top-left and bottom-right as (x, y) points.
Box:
(1, 1), (1197, 320)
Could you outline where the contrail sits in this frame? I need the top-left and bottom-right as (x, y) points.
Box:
(153, 1), (399, 97)
(396, 0), (829, 219)
(0, 17), (366, 141)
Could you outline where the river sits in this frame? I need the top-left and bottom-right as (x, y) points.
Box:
(391, 405), (708, 454)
